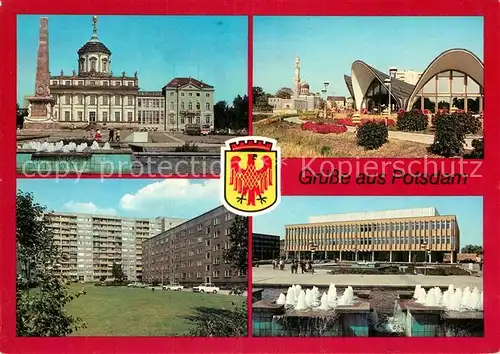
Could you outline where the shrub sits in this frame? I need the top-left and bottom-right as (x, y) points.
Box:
(396, 110), (428, 131)
(301, 122), (347, 134)
(356, 121), (388, 150)
(174, 142), (200, 152)
(320, 146), (331, 156)
(464, 138), (484, 159)
(429, 111), (482, 157)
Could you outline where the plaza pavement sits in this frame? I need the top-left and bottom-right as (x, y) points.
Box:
(253, 265), (483, 290)
(284, 116), (479, 149)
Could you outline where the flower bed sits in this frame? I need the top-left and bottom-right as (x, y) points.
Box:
(301, 121), (347, 134)
(333, 118), (395, 127)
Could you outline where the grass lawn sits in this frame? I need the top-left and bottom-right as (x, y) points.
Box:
(254, 121), (441, 158)
(65, 285), (244, 336)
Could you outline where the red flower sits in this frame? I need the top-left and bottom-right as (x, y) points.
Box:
(301, 122), (347, 134)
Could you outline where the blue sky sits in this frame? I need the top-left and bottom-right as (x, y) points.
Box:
(17, 178), (221, 219)
(254, 16), (483, 97)
(253, 196), (483, 246)
(17, 15), (247, 105)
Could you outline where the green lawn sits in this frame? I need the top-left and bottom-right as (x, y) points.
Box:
(65, 285), (244, 336)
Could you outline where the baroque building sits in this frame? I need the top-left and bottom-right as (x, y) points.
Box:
(162, 77), (215, 131)
(49, 16), (139, 127)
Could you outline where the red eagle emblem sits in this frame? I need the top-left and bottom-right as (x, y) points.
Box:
(229, 153), (273, 206)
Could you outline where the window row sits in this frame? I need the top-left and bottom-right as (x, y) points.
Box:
(61, 110), (134, 122)
(57, 94), (135, 106)
(168, 101), (211, 111)
(286, 220), (454, 238)
(286, 235), (455, 247)
(51, 79), (135, 87)
(168, 92), (211, 98)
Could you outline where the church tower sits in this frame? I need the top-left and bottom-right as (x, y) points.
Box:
(293, 55), (301, 98)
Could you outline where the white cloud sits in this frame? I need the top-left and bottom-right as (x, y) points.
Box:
(119, 179), (220, 211)
(64, 201), (117, 216)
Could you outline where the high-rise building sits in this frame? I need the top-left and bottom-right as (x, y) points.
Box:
(142, 206), (248, 286)
(394, 69), (423, 85)
(46, 212), (185, 282)
(252, 233), (280, 261)
(285, 208), (460, 263)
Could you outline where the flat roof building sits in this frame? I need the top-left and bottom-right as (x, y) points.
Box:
(46, 212), (186, 282)
(252, 233), (280, 261)
(142, 206), (248, 286)
(285, 208), (460, 263)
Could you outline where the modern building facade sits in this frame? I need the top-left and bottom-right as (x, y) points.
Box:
(142, 206), (247, 286)
(252, 233), (280, 261)
(162, 77), (215, 132)
(137, 91), (165, 130)
(394, 69), (423, 85)
(47, 212), (185, 282)
(268, 55), (316, 112)
(344, 49), (484, 114)
(284, 208), (460, 263)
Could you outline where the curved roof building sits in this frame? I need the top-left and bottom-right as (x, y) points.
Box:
(346, 49), (484, 113)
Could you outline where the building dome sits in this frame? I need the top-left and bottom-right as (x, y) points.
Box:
(77, 41), (111, 55)
(77, 16), (112, 76)
(301, 81), (310, 88)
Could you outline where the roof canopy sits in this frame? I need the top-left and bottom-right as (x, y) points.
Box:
(346, 49), (483, 112)
(405, 48), (484, 110)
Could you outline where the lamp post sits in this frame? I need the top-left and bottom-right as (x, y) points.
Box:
(383, 67), (398, 116)
(421, 241), (430, 275)
(321, 81), (329, 118)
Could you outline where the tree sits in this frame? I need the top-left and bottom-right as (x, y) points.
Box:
(252, 86), (273, 112)
(461, 245), (483, 254)
(214, 101), (230, 130)
(16, 191), (85, 336)
(231, 94), (248, 130)
(112, 262), (126, 283)
(223, 216), (248, 274)
(275, 87), (293, 99)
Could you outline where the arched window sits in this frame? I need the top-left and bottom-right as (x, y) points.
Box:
(188, 102), (193, 110)
(170, 102), (174, 110)
(90, 58), (97, 71)
(196, 102), (200, 110)
(181, 102), (185, 110)
(79, 58), (85, 72)
(205, 102), (210, 110)
(102, 59), (108, 72)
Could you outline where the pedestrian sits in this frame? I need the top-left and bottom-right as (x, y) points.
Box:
(272, 259), (276, 270)
(115, 129), (121, 142)
(279, 259), (284, 270)
(300, 260), (305, 274)
(89, 129), (95, 140)
(95, 129), (102, 141)
(307, 260), (314, 274)
(109, 128), (115, 142)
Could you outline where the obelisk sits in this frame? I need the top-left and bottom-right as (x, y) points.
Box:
(25, 17), (56, 128)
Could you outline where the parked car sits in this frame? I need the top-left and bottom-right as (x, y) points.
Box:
(192, 283), (220, 294)
(163, 282), (184, 291)
(127, 282), (147, 288)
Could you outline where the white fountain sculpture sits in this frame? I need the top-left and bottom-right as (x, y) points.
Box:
(20, 140), (108, 153)
(413, 285), (422, 299)
(338, 286), (355, 306)
(318, 292), (330, 310)
(276, 293), (286, 305)
(285, 287), (296, 306)
(415, 284), (483, 312)
(294, 290), (309, 311)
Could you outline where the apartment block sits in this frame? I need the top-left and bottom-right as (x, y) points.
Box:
(47, 212), (185, 282)
(142, 206), (248, 286)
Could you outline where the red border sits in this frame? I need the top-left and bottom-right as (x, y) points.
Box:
(1, 0), (499, 353)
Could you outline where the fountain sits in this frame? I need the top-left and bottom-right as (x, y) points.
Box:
(277, 293), (286, 305)
(411, 284), (483, 312)
(285, 287), (296, 306)
(319, 292), (330, 310)
(294, 290), (309, 311)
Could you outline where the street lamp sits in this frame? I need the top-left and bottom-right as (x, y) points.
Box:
(321, 81), (330, 118)
(384, 67), (398, 116)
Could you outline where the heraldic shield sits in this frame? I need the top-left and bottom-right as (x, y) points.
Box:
(221, 136), (281, 216)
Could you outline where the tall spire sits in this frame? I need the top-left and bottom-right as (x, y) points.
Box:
(90, 15), (99, 41)
(293, 54), (301, 98)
